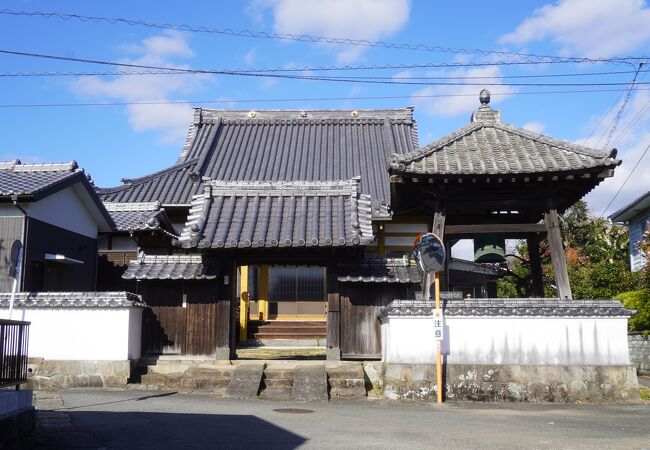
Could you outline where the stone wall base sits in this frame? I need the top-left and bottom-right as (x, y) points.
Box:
(26, 358), (132, 390)
(383, 363), (640, 402)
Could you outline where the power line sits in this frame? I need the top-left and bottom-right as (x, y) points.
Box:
(1, 8), (646, 64)
(0, 52), (636, 75)
(1, 87), (649, 108)
(602, 62), (646, 150)
(2, 49), (650, 88)
(600, 141), (650, 218)
(1, 68), (646, 80)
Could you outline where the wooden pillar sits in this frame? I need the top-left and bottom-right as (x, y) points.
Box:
(544, 204), (573, 300)
(258, 265), (269, 320)
(326, 265), (341, 360)
(238, 265), (249, 343)
(215, 263), (234, 360)
(527, 233), (545, 298)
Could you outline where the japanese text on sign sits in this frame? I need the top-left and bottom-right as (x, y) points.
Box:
(433, 308), (444, 341)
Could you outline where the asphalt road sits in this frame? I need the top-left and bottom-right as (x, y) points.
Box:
(35, 389), (650, 449)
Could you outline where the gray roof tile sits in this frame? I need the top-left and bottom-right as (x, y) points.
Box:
(122, 254), (219, 280)
(0, 160), (81, 197)
(380, 298), (634, 318)
(388, 104), (620, 176)
(0, 291), (144, 308)
(98, 108), (418, 217)
(174, 178), (374, 249)
(338, 256), (421, 283)
(103, 201), (177, 235)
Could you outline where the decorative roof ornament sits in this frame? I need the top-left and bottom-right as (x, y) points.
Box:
(471, 89), (500, 123)
(479, 88), (491, 106)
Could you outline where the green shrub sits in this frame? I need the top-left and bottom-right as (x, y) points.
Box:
(615, 290), (650, 332)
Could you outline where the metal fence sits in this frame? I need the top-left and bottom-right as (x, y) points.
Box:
(0, 319), (30, 389)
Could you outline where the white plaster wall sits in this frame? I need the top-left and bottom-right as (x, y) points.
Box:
(0, 307), (142, 360)
(24, 186), (98, 239)
(383, 315), (631, 365)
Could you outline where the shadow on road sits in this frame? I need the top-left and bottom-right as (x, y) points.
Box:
(39, 410), (307, 449)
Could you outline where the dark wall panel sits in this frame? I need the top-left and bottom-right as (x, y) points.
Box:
(22, 217), (97, 291)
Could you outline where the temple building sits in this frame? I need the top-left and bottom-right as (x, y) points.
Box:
(92, 91), (621, 361)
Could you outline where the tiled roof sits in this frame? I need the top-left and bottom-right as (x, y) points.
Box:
(174, 178), (374, 249)
(0, 160), (115, 230)
(122, 254), (219, 280)
(0, 160), (81, 198)
(388, 98), (620, 177)
(338, 256), (421, 283)
(97, 159), (202, 205)
(103, 201), (177, 235)
(380, 299), (634, 318)
(609, 190), (650, 222)
(98, 108), (418, 217)
(0, 291), (144, 309)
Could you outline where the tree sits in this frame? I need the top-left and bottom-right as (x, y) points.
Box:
(497, 200), (641, 299)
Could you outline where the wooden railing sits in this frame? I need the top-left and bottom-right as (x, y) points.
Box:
(0, 319), (30, 389)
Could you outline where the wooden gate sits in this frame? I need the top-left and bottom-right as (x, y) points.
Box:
(141, 281), (227, 356)
(339, 283), (407, 359)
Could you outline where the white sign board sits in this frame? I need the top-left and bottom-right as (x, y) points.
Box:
(433, 308), (444, 341)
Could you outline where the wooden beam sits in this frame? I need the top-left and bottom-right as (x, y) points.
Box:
(527, 233), (544, 297)
(445, 224), (547, 234)
(544, 205), (573, 300)
(377, 223), (386, 258)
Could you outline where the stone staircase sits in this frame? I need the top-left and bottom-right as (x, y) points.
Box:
(134, 358), (369, 400)
(248, 320), (327, 344)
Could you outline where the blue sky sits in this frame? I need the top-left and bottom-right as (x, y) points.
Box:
(1, 0), (649, 219)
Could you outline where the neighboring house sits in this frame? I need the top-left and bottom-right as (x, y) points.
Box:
(94, 91), (620, 360)
(0, 160), (114, 292)
(610, 191), (650, 272)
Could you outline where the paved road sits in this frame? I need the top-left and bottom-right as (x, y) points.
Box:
(34, 389), (650, 449)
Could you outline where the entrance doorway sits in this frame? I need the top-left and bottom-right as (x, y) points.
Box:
(268, 266), (326, 319)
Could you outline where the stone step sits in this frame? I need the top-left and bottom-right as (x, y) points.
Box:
(254, 332), (326, 339)
(328, 378), (365, 389)
(253, 326), (327, 333)
(147, 364), (192, 375)
(291, 365), (328, 401)
(326, 364), (366, 380)
(140, 372), (184, 388)
(329, 385), (368, 399)
(225, 363), (266, 400)
(259, 386), (292, 401)
(263, 369), (294, 389)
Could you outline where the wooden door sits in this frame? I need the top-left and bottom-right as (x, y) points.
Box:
(340, 283), (406, 359)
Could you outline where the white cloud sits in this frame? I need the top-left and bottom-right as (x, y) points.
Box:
(410, 67), (516, 118)
(244, 47), (258, 65)
(71, 31), (212, 144)
(501, 0), (650, 57)
(522, 121), (546, 134)
(250, 0), (411, 63)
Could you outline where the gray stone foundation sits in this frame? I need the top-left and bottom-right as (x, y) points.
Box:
(383, 363), (640, 402)
(26, 358), (132, 390)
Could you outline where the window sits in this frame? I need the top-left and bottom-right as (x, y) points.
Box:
(269, 266), (325, 302)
